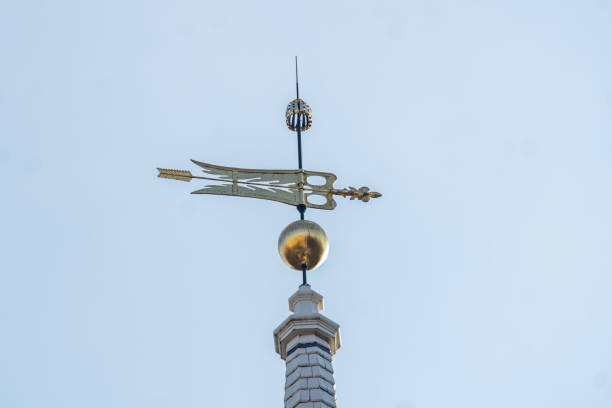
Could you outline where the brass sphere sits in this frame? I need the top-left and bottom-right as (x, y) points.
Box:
(278, 220), (329, 271)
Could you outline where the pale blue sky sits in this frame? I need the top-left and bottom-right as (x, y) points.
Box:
(1, 1), (611, 407)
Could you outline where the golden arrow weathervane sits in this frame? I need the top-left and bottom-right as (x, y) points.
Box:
(158, 159), (381, 211)
(157, 57), (381, 286)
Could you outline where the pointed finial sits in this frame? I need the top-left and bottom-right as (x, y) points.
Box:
(286, 57), (312, 133)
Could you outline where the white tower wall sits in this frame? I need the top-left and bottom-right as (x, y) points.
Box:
(273, 285), (341, 408)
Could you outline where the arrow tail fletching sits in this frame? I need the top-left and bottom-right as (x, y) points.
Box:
(157, 168), (193, 182)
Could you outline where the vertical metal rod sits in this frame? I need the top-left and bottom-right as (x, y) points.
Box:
(302, 264), (307, 286)
(296, 57), (307, 285)
(295, 56), (306, 220)
(297, 126), (303, 169)
(295, 56), (299, 99)
(297, 122), (305, 286)
(295, 56), (303, 170)
(296, 107), (304, 221)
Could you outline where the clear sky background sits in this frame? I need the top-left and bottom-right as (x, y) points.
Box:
(1, 1), (611, 407)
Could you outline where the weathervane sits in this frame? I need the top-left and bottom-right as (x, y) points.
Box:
(158, 57), (381, 285)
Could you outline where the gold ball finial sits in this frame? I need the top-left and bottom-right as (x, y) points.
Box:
(278, 220), (329, 271)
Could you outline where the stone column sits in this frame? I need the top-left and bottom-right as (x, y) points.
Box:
(273, 285), (341, 408)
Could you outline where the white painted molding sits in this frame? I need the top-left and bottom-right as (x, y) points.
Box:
(274, 286), (341, 407)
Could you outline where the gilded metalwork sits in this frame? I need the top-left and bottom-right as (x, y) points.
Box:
(157, 60), (381, 282)
(331, 186), (383, 202)
(157, 160), (381, 210)
(286, 98), (312, 131)
(278, 220), (329, 271)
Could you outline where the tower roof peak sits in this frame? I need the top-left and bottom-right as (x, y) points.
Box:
(289, 284), (324, 314)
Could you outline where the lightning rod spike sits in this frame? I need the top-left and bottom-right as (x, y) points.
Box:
(295, 56), (299, 99)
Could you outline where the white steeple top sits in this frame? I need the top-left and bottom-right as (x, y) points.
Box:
(273, 285), (341, 407)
